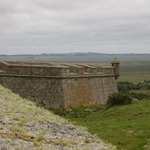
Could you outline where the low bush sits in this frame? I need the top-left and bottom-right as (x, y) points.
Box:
(131, 92), (150, 100)
(118, 80), (150, 92)
(107, 93), (133, 108)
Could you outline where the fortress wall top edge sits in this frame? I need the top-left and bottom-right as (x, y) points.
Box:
(0, 60), (119, 78)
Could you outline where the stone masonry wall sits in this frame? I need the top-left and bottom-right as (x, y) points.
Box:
(0, 60), (119, 108)
(0, 75), (118, 108)
(0, 76), (64, 108)
(62, 76), (118, 108)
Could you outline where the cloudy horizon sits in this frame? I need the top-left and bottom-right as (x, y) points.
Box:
(0, 0), (150, 55)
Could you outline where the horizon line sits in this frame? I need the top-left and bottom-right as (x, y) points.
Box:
(0, 52), (150, 56)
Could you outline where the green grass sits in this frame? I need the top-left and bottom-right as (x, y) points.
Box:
(65, 100), (150, 150)
(118, 73), (150, 83)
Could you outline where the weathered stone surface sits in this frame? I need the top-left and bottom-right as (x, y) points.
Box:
(0, 60), (120, 108)
(62, 77), (118, 108)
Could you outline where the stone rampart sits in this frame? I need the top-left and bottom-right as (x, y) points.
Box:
(0, 60), (119, 108)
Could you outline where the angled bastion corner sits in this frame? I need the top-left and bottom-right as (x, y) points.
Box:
(0, 60), (120, 109)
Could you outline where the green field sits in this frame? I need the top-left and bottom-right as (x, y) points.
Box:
(118, 56), (150, 82)
(118, 73), (150, 82)
(63, 100), (150, 150)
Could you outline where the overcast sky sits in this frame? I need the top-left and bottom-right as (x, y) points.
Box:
(0, 0), (150, 54)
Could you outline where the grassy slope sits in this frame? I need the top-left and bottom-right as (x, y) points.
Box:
(0, 85), (115, 150)
(66, 100), (150, 150)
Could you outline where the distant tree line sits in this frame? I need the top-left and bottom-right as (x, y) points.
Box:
(117, 80), (150, 100)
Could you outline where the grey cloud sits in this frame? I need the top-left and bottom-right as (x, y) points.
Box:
(0, 0), (150, 54)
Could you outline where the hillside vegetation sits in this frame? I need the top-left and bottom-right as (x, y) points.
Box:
(64, 100), (150, 150)
(0, 85), (115, 150)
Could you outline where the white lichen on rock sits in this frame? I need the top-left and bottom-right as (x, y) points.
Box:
(0, 85), (116, 150)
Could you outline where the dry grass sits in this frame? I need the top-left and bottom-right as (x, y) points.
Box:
(0, 85), (115, 150)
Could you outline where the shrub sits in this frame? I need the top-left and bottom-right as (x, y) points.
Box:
(117, 82), (139, 92)
(107, 93), (133, 108)
(131, 92), (150, 100)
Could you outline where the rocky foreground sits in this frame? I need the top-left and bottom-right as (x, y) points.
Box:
(0, 85), (116, 150)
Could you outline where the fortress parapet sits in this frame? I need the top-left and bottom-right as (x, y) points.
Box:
(0, 61), (70, 76)
(0, 60), (119, 78)
(0, 60), (119, 108)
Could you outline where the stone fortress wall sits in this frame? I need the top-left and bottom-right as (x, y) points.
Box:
(0, 59), (120, 108)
